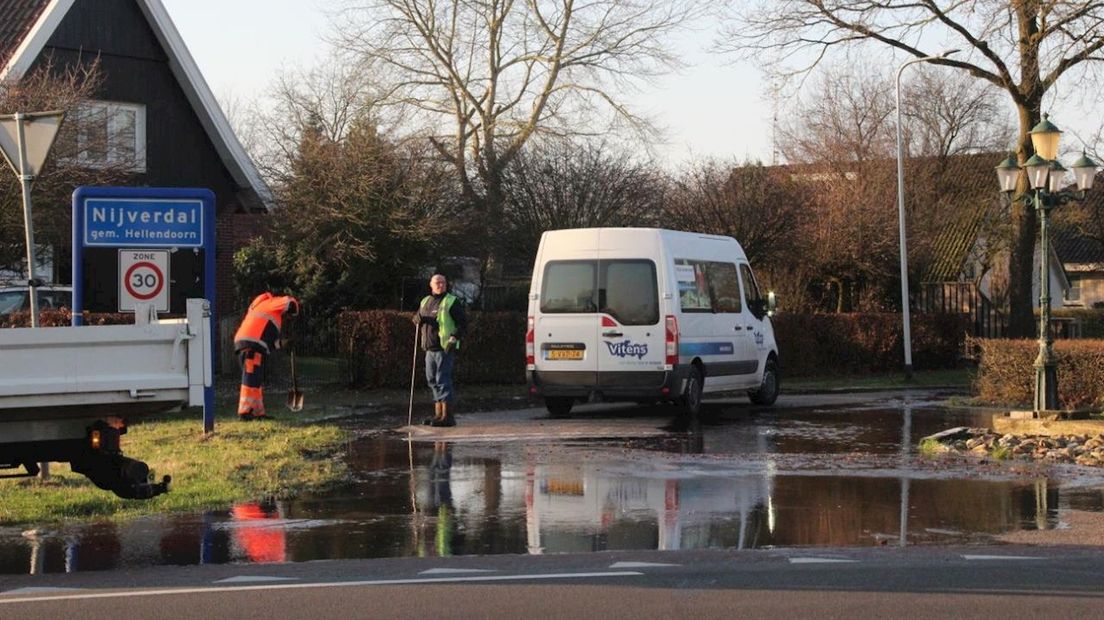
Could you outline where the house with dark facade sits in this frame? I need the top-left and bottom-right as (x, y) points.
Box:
(0, 0), (269, 311)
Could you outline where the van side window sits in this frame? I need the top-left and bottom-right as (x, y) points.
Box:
(541, 261), (597, 313)
(676, 260), (741, 313)
(707, 262), (742, 313)
(675, 260), (713, 312)
(599, 260), (658, 326)
(739, 263), (762, 308)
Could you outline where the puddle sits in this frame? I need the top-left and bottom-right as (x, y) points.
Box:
(3, 403), (1104, 574)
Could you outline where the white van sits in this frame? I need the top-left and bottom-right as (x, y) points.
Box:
(526, 228), (779, 418)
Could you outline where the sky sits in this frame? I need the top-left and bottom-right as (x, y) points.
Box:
(159, 0), (776, 169)
(160, 1), (1099, 170)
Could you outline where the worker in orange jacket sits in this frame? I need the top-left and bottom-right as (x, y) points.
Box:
(233, 292), (300, 421)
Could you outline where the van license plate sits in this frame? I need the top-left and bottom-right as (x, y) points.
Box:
(546, 350), (584, 360)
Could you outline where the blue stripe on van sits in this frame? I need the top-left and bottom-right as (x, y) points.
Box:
(679, 342), (734, 356)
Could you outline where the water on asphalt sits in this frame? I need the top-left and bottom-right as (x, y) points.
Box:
(4, 397), (1104, 574)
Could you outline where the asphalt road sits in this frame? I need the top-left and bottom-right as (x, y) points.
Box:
(3, 545), (1104, 619)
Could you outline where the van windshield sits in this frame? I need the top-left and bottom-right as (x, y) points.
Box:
(541, 259), (658, 325)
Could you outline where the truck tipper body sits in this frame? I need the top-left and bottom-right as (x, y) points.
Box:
(0, 299), (212, 498)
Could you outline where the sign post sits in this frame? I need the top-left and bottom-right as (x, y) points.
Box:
(0, 110), (65, 328)
(73, 187), (217, 432)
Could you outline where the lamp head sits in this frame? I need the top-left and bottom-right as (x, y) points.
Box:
(995, 153), (1020, 193)
(1071, 151), (1099, 192)
(1023, 153), (1050, 190)
(1029, 114), (1062, 160)
(1047, 160), (1067, 194)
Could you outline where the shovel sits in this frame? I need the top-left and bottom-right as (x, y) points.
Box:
(287, 350), (304, 412)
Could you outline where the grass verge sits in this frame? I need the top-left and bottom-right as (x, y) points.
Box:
(786, 367), (975, 392)
(0, 402), (349, 526)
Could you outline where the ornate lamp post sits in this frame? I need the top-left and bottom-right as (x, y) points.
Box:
(995, 116), (1098, 415)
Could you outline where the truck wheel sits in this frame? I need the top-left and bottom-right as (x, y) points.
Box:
(546, 397), (574, 418)
(682, 366), (703, 418)
(749, 356), (780, 406)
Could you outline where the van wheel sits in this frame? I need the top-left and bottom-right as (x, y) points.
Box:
(682, 366), (703, 418)
(748, 356), (780, 406)
(546, 397), (573, 418)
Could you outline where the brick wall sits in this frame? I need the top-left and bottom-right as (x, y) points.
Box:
(215, 212), (270, 314)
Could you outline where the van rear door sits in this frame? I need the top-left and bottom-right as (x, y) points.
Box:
(595, 231), (665, 382)
(536, 257), (600, 377)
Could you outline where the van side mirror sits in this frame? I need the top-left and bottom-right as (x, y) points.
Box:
(768, 291), (777, 316)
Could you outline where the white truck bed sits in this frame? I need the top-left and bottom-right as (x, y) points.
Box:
(0, 300), (211, 497)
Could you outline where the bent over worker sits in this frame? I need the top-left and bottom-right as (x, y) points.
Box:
(233, 292), (300, 421)
(413, 274), (467, 427)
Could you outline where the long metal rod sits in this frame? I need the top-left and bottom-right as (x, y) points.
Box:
(14, 113), (40, 329)
(894, 61), (923, 381)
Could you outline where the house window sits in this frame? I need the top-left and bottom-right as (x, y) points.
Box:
(58, 101), (146, 171)
(1065, 275), (1082, 304)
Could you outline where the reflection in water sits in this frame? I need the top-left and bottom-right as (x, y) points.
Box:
(230, 502), (287, 564)
(0, 406), (1098, 574)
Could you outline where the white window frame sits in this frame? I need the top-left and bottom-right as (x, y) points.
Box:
(1065, 275), (1082, 305)
(63, 100), (147, 172)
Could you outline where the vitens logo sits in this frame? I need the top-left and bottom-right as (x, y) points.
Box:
(605, 340), (649, 359)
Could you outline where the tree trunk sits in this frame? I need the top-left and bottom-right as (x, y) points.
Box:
(1008, 5), (1043, 339)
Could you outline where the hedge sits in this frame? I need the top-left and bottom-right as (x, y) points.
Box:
(338, 310), (526, 388)
(770, 312), (967, 377)
(1050, 308), (1104, 338)
(972, 338), (1104, 410)
(1, 310), (133, 328)
(337, 310), (968, 388)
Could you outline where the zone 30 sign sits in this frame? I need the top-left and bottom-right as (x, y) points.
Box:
(118, 249), (169, 312)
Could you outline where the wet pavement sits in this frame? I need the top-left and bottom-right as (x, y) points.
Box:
(4, 391), (1104, 575)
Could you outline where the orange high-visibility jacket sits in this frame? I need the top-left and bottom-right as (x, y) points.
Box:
(233, 292), (300, 353)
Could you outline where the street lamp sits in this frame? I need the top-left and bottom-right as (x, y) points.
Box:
(994, 115), (1099, 415)
(895, 49), (960, 380)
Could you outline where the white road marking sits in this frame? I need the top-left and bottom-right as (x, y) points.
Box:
(0, 571), (644, 605)
(419, 568), (496, 575)
(962, 555), (1044, 561)
(788, 558), (858, 564)
(2, 588), (83, 595)
(609, 562), (680, 569)
(214, 576), (300, 584)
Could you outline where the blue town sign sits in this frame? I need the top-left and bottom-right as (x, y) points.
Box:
(83, 197), (204, 247)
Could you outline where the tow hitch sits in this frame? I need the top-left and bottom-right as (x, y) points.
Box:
(70, 422), (171, 500)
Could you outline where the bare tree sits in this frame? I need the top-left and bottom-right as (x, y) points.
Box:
(903, 69), (1012, 160)
(724, 0), (1104, 336)
(501, 139), (662, 265)
(1, 58), (133, 280)
(333, 0), (701, 294)
(235, 59), (460, 313)
(666, 159), (811, 267)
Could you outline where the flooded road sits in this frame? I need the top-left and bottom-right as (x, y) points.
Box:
(4, 393), (1104, 574)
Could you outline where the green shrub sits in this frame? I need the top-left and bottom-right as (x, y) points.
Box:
(338, 309), (966, 387)
(1050, 308), (1104, 338)
(1, 310), (132, 328)
(339, 310), (526, 387)
(972, 338), (1104, 410)
(770, 312), (967, 377)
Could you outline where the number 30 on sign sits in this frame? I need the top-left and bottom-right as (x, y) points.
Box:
(118, 249), (170, 313)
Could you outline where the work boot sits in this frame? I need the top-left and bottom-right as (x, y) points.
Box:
(432, 402), (456, 427)
(423, 401), (443, 426)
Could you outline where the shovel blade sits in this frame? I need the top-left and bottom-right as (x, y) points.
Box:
(286, 389), (304, 412)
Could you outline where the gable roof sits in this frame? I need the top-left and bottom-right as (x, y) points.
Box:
(0, 0), (49, 72)
(0, 0), (272, 208)
(1053, 226), (1104, 266)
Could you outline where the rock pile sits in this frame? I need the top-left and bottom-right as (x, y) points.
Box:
(926, 428), (1104, 466)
